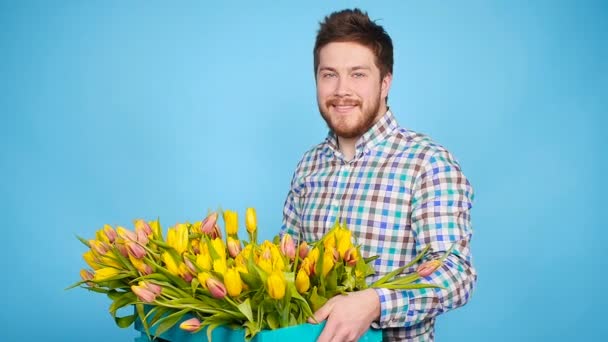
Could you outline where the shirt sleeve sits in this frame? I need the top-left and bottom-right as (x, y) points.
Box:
(373, 149), (477, 328)
(281, 165), (303, 239)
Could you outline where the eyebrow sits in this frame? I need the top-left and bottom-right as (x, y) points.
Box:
(318, 65), (371, 73)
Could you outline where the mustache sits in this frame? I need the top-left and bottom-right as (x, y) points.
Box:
(326, 98), (361, 107)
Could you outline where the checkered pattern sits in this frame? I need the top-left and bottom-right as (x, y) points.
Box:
(281, 111), (476, 341)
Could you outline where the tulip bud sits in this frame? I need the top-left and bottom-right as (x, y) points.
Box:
(332, 247), (340, 262)
(103, 224), (117, 243)
(206, 277), (227, 299)
(116, 243), (129, 258)
(131, 284), (156, 303)
(89, 240), (109, 255)
(336, 229), (352, 259)
(130, 253), (153, 275)
(134, 219), (153, 236)
(93, 267), (121, 282)
(322, 250), (335, 277)
(344, 247), (358, 267)
(223, 210), (239, 236)
(417, 259), (442, 277)
(126, 241), (146, 259)
(183, 257), (198, 275)
(245, 208), (257, 234)
(142, 281), (162, 296)
(300, 257), (314, 276)
(224, 268), (243, 297)
(83, 250), (100, 270)
(295, 268), (310, 294)
(201, 212), (219, 235)
(298, 241), (309, 259)
(116, 226), (137, 242)
(149, 219), (162, 240)
(280, 234), (296, 260)
(196, 252), (212, 271)
(135, 226), (149, 245)
(267, 271), (286, 300)
(80, 269), (95, 286)
(213, 258), (227, 275)
(227, 237), (241, 258)
(198, 272), (211, 289)
(179, 317), (201, 332)
(167, 224), (189, 255)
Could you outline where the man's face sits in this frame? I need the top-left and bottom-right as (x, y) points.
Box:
(316, 42), (392, 139)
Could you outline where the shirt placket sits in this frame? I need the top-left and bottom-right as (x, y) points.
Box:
(327, 160), (352, 229)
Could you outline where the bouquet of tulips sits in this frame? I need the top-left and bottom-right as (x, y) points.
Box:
(69, 208), (450, 341)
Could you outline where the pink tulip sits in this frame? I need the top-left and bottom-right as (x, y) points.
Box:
(206, 277), (227, 299)
(227, 238), (242, 258)
(144, 282), (162, 296)
(298, 241), (309, 259)
(200, 213), (218, 235)
(417, 260), (442, 277)
(280, 234), (296, 260)
(127, 242), (146, 259)
(131, 284), (156, 303)
(179, 317), (201, 332)
(103, 225), (117, 243)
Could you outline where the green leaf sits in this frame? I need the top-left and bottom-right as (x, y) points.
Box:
(371, 245), (431, 287)
(135, 304), (151, 338)
(76, 235), (91, 248)
(114, 314), (136, 328)
(153, 308), (189, 337)
(236, 298), (254, 323)
(267, 311), (279, 330)
(109, 292), (137, 316)
(308, 286), (328, 314)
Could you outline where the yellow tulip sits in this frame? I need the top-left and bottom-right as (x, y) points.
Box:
(308, 247), (320, 263)
(245, 208), (257, 234)
(223, 210), (239, 235)
(129, 253), (152, 275)
(295, 268), (310, 293)
(323, 232), (336, 251)
(93, 267), (121, 282)
(83, 250), (100, 270)
(167, 224), (189, 255)
(98, 253), (123, 269)
(149, 219), (163, 240)
(336, 229), (352, 259)
(224, 267), (243, 297)
(196, 252), (212, 271)
(267, 271), (286, 300)
(213, 258), (227, 275)
(210, 238), (226, 260)
(322, 249), (335, 277)
(257, 256), (273, 274)
(198, 272), (211, 289)
(162, 252), (181, 276)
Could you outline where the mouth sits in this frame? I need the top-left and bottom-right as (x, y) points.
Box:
(328, 100), (360, 114)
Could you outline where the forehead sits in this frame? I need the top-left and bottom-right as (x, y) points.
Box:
(318, 42), (377, 70)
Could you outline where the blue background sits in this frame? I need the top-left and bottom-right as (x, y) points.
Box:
(1, 1), (606, 341)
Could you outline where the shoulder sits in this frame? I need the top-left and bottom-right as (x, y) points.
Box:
(387, 127), (461, 167)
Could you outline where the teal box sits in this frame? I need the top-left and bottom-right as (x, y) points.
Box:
(134, 309), (383, 342)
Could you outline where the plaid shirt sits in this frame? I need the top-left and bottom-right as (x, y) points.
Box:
(281, 110), (476, 341)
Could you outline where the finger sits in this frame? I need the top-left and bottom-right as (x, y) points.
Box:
(316, 317), (337, 342)
(308, 301), (334, 324)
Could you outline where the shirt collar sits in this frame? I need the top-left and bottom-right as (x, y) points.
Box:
(323, 109), (399, 160)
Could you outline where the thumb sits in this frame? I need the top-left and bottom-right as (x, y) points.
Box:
(308, 301), (334, 324)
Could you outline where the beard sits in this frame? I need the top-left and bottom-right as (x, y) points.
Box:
(318, 93), (382, 139)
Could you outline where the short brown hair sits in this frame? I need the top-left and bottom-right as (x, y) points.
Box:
(313, 8), (393, 79)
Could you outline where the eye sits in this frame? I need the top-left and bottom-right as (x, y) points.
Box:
(321, 72), (337, 79)
(352, 72), (366, 78)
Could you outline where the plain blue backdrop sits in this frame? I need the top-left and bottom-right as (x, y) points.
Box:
(1, 1), (606, 341)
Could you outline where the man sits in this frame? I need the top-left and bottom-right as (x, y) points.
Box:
(281, 8), (476, 342)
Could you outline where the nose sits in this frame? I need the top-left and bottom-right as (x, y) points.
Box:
(334, 76), (352, 97)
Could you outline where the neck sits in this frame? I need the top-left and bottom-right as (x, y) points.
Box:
(337, 136), (357, 161)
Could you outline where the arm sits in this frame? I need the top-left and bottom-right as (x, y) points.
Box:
(373, 150), (477, 328)
(280, 167), (302, 238)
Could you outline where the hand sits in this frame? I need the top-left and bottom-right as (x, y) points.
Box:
(308, 288), (380, 342)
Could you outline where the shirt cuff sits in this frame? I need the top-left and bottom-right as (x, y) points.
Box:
(371, 287), (411, 329)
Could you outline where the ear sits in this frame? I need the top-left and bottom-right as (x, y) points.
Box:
(380, 73), (393, 102)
